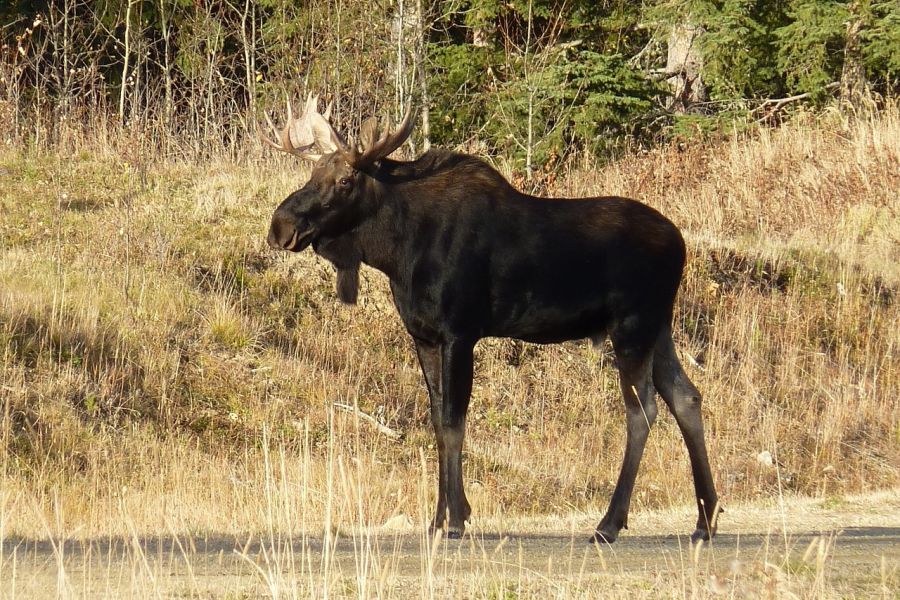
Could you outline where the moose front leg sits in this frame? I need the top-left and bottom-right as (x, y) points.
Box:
(413, 337), (474, 538)
(413, 338), (448, 532)
(440, 339), (474, 537)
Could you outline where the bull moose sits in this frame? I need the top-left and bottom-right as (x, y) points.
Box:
(262, 95), (720, 543)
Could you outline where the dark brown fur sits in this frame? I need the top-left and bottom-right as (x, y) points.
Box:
(267, 148), (720, 543)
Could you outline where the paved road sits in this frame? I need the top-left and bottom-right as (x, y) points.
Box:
(2, 526), (897, 597)
(2, 495), (898, 597)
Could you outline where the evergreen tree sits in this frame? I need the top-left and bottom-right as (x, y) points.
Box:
(775, 0), (849, 96)
(1, 0), (898, 159)
(647, 0), (789, 100)
(861, 0), (900, 87)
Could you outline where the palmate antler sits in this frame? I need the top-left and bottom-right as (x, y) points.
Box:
(261, 94), (415, 167)
(260, 94), (336, 162)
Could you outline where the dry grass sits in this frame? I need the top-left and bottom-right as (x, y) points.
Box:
(0, 108), (898, 597)
(0, 456), (897, 598)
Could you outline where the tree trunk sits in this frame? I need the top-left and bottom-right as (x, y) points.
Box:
(415, 0), (430, 151)
(666, 22), (707, 114)
(159, 0), (173, 128)
(840, 1), (869, 112)
(119, 0), (134, 124)
(472, 23), (493, 48)
(392, 0), (425, 153)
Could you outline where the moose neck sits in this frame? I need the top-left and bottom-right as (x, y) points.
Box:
(350, 179), (409, 283)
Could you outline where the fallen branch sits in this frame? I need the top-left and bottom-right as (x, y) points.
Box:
(751, 82), (840, 118)
(333, 402), (402, 440)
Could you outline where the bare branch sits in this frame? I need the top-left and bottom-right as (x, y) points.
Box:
(333, 402), (402, 440)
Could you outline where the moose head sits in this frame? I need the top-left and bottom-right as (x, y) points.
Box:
(262, 95), (414, 303)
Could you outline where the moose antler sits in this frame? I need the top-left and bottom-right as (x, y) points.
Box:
(260, 94), (338, 162)
(261, 94), (416, 167)
(351, 106), (415, 167)
(322, 106), (415, 168)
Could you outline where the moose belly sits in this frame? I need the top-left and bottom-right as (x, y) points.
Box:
(486, 296), (613, 344)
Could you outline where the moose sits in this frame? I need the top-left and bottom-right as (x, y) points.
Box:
(263, 95), (720, 543)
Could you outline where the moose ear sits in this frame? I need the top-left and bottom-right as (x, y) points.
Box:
(336, 264), (360, 304)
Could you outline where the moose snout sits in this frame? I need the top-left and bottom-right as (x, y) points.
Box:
(268, 209), (316, 252)
(267, 211), (298, 250)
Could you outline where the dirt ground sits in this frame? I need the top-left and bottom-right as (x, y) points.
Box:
(2, 491), (898, 598)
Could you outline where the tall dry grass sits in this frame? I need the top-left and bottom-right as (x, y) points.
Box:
(0, 106), (898, 554)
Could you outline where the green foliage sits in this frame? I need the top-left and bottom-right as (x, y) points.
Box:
(553, 50), (664, 139)
(428, 42), (660, 167)
(648, 0), (897, 103)
(701, 0), (779, 98)
(775, 0), (849, 95)
(464, 0), (503, 27)
(3, 0), (899, 166)
(669, 111), (751, 139)
(862, 0), (900, 81)
(428, 2), (661, 167)
(649, 0), (789, 100)
(427, 43), (499, 143)
(550, 50), (663, 154)
(175, 10), (227, 81)
(484, 55), (566, 165)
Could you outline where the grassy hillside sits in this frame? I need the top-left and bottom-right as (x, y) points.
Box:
(0, 109), (898, 538)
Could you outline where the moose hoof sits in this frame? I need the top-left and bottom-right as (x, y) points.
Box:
(589, 529), (618, 545)
(690, 528), (712, 544)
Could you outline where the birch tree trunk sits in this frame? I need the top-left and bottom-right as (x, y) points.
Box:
(415, 0), (430, 151)
(119, 0), (134, 124)
(392, 0), (425, 153)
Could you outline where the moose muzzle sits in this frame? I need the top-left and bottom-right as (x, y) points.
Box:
(267, 210), (315, 252)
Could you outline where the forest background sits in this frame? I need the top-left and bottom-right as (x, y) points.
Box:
(3, 0), (898, 171)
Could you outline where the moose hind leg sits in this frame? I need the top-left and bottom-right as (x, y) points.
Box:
(653, 330), (720, 542)
(594, 350), (657, 544)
